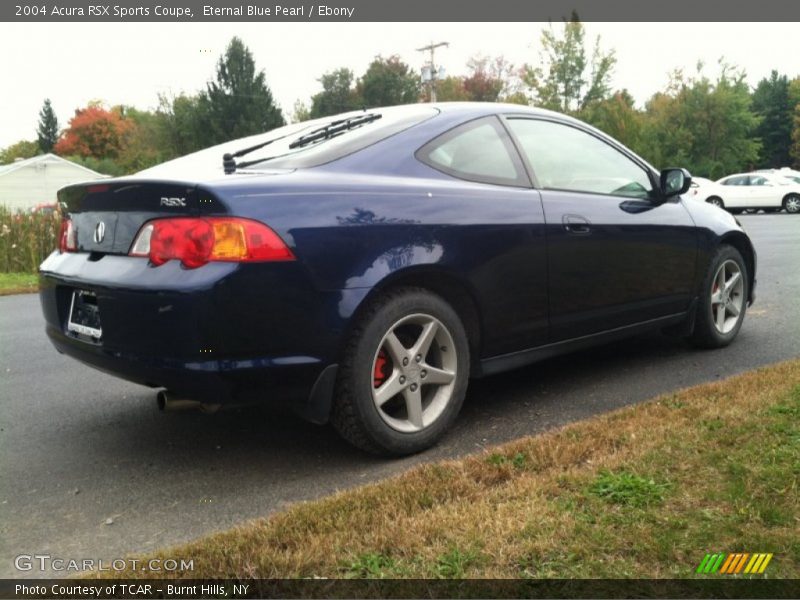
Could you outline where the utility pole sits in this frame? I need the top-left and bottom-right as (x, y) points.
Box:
(417, 41), (449, 102)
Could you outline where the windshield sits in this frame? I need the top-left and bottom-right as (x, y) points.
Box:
(136, 105), (439, 180)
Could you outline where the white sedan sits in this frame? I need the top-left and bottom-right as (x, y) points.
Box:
(757, 167), (800, 185)
(687, 177), (723, 203)
(703, 172), (800, 214)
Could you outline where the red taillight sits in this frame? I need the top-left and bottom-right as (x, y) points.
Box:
(129, 217), (295, 268)
(59, 219), (77, 253)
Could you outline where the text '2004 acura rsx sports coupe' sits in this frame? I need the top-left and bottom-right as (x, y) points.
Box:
(39, 103), (757, 455)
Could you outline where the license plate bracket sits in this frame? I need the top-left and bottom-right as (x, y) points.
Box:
(67, 290), (102, 340)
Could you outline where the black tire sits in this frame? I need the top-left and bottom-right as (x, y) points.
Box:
(331, 287), (470, 455)
(689, 245), (748, 349)
(707, 196), (724, 209)
(783, 194), (800, 214)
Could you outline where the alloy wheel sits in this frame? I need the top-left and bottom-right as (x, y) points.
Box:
(785, 196), (800, 213)
(371, 313), (457, 433)
(710, 259), (745, 335)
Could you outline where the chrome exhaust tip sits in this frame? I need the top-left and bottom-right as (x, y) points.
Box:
(156, 390), (220, 414)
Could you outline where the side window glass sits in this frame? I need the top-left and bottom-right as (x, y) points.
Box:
(416, 117), (527, 187)
(506, 118), (654, 199)
(749, 176), (766, 186)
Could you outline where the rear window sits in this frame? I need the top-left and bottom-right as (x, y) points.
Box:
(267, 106), (438, 169)
(415, 116), (528, 187)
(136, 106), (438, 179)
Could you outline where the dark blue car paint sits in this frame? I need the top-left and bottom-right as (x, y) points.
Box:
(38, 104), (756, 423)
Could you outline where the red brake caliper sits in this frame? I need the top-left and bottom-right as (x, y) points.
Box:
(373, 349), (390, 388)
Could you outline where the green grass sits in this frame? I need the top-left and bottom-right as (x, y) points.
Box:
(0, 272), (38, 295)
(90, 359), (800, 579)
(588, 470), (671, 507)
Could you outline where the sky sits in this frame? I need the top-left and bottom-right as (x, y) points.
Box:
(1, 22), (799, 148)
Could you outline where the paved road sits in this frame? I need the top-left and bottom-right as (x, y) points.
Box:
(1, 214), (798, 578)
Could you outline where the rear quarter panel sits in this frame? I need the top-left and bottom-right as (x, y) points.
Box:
(203, 171), (549, 358)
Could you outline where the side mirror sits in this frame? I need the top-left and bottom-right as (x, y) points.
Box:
(660, 168), (692, 198)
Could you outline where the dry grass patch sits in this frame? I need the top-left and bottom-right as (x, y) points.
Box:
(97, 359), (800, 579)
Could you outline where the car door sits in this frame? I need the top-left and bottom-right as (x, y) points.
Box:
(415, 115), (550, 355)
(747, 175), (777, 207)
(747, 175), (775, 208)
(503, 116), (697, 342)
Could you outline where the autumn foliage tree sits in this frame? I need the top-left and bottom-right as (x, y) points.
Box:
(462, 56), (518, 102)
(54, 102), (132, 159)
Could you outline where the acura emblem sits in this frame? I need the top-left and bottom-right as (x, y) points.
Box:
(93, 221), (106, 244)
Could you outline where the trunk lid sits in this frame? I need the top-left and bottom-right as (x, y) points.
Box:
(59, 180), (201, 255)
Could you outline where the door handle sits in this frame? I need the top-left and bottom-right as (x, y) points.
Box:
(563, 214), (591, 234)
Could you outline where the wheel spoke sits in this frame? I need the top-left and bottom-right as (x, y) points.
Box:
(727, 300), (740, 317)
(724, 271), (741, 293)
(403, 386), (424, 430)
(717, 265), (726, 291)
(716, 303), (726, 330)
(412, 320), (438, 358)
(383, 331), (407, 364)
(423, 365), (455, 386)
(374, 371), (404, 406)
(711, 289), (722, 304)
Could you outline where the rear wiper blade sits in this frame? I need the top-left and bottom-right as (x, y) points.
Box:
(288, 113), (382, 150)
(223, 129), (303, 174)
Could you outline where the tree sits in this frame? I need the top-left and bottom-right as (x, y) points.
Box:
(638, 63), (761, 178)
(580, 89), (644, 152)
(292, 100), (311, 122)
(522, 12), (615, 114)
(202, 37), (285, 144)
(791, 104), (800, 169)
(357, 56), (420, 107)
(157, 93), (211, 156)
(434, 76), (471, 102)
(0, 140), (40, 164)
(309, 68), (361, 118)
(751, 71), (793, 168)
(116, 106), (171, 172)
(36, 99), (59, 153)
(462, 55), (518, 102)
(53, 102), (132, 159)
(790, 78), (800, 169)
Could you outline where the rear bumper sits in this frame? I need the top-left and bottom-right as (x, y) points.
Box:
(44, 322), (331, 409)
(38, 251), (346, 422)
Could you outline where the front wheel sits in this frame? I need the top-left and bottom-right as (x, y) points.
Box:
(707, 197), (724, 209)
(332, 288), (470, 455)
(784, 195), (800, 214)
(689, 245), (748, 349)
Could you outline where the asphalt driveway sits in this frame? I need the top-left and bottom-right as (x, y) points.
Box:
(1, 213), (798, 578)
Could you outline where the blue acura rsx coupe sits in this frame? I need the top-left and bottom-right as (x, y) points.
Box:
(39, 103), (756, 455)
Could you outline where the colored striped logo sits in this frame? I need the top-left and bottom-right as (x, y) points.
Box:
(696, 553), (773, 574)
